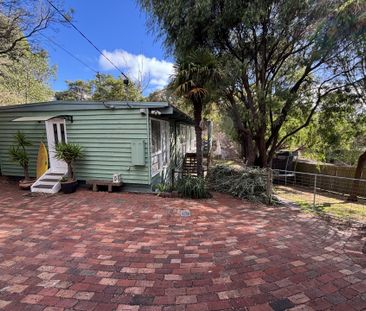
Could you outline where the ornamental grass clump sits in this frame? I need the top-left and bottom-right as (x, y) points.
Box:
(177, 175), (211, 199)
(207, 165), (270, 203)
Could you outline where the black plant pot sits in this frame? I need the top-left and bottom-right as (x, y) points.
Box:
(60, 180), (78, 194)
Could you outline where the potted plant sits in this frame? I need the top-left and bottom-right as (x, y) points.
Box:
(9, 131), (35, 190)
(55, 142), (84, 194)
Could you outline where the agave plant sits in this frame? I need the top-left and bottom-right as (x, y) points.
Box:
(9, 131), (32, 181)
(55, 143), (84, 182)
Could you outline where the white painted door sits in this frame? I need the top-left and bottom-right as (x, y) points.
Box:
(45, 118), (68, 172)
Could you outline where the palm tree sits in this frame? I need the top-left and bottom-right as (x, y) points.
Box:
(170, 50), (221, 176)
(9, 131), (32, 181)
(55, 143), (84, 182)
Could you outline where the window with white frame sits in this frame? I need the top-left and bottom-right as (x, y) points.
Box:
(151, 119), (170, 176)
(180, 125), (186, 155)
(187, 126), (196, 152)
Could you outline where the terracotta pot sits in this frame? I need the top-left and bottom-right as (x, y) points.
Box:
(19, 180), (35, 190)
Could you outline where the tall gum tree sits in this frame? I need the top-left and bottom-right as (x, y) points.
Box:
(138, 0), (366, 167)
(334, 33), (366, 201)
(0, 48), (56, 105)
(0, 0), (71, 59)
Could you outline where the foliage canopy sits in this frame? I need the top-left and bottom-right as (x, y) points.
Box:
(0, 49), (56, 105)
(55, 74), (144, 102)
(139, 0), (366, 167)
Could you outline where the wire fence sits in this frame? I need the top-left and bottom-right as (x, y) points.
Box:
(272, 170), (366, 222)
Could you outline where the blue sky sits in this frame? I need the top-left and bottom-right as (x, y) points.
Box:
(41, 0), (173, 95)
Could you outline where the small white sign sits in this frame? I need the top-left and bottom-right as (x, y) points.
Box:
(112, 174), (122, 183)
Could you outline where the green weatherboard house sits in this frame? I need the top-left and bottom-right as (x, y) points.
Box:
(0, 101), (195, 193)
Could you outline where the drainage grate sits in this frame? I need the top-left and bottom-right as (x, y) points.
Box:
(180, 210), (191, 217)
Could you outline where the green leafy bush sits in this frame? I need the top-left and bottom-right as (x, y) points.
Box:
(177, 175), (211, 199)
(207, 165), (271, 203)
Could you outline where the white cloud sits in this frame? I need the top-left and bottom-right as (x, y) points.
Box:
(99, 49), (174, 91)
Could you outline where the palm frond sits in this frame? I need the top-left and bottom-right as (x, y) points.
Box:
(15, 131), (32, 147)
(169, 49), (222, 103)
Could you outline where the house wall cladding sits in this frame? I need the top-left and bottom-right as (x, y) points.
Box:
(0, 112), (45, 178)
(0, 108), (150, 185)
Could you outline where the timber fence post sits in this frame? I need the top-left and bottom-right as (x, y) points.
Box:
(266, 168), (273, 204)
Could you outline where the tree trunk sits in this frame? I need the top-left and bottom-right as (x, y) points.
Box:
(193, 101), (204, 177)
(240, 133), (256, 166)
(23, 163), (30, 181)
(67, 163), (74, 182)
(225, 94), (256, 166)
(256, 129), (268, 168)
(348, 150), (366, 202)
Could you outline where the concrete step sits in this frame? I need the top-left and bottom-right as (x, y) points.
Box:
(46, 172), (65, 176)
(41, 178), (61, 182)
(33, 184), (54, 189)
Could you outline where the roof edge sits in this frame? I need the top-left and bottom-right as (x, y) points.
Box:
(0, 100), (169, 111)
(0, 100), (193, 124)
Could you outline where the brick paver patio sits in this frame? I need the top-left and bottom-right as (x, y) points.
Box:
(0, 182), (365, 311)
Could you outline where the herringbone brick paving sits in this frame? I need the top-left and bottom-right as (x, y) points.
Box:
(0, 182), (365, 310)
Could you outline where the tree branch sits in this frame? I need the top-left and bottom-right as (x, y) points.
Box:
(0, 10), (52, 55)
(275, 82), (351, 150)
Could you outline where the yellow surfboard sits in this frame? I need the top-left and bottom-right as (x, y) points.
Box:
(36, 142), (49, 178)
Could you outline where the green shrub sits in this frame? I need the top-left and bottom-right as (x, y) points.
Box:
(207, 165), (271, 203)
(177, 175), (211, 199)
